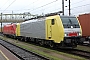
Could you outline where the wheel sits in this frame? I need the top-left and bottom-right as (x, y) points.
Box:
(39, 40), (44, 46)
(20, 37), (24, 41)
(31, 38), (34, 42)
(49, 41), (54, 48)
(25, 38), (27, 42)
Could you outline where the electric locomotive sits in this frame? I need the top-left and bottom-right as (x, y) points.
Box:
(16, 15), (82, 48)
(3, 24), (16, 38)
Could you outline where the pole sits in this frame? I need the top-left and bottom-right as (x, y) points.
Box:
(12, 11), (13, 19)
(62, 0), (64, 15)
(1, 13), (2, 33)
(69, 0), (70, 16)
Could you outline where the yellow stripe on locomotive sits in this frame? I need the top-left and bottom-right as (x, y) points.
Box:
(16, 23), (20, 36)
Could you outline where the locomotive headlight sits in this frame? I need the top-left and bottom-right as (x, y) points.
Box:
(78, 33), (81, 36)
(64, 34), (67, 36)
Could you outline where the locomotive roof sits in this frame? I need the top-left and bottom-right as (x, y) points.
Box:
(25, 15), (76, 21)
(21, 15), (76, 25)
(60, 15), (76, 18)
(21, 17), (45, 24)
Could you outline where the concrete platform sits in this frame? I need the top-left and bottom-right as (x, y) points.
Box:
(0, 45), (19, 60)
(0, 51), (7, 60)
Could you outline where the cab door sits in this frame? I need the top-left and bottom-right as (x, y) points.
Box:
(47, 20), (52, 39)
(46, 19), (55, 40)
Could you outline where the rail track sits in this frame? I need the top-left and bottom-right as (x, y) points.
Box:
(0, 39), (49, 60)
(58, 49), (90, 59)
(80, 44), (90, 47)
(70, 49), (90, 59)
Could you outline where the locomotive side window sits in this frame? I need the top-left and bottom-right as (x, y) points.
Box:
(51, 19), (55, 25)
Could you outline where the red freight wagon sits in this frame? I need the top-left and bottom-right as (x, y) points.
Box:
(3, 24), (16, 35)
(78, 14), (90, 36)
(78, 13), (90, 43)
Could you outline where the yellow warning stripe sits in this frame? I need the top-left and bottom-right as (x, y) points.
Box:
(0, 50), (9, 60)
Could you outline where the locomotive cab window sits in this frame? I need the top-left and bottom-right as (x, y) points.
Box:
(51, 19), (55, 25)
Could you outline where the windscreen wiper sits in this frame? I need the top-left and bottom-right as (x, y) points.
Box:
(69, 19), (72, 24)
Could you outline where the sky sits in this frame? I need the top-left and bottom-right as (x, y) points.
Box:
(0, 0), (90, 27)
(0, 0), (90, 16)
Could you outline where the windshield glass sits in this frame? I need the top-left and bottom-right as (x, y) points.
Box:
(60, 16), (80, 28)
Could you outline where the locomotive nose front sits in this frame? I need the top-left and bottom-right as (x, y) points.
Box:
(60, 16), (82, 48)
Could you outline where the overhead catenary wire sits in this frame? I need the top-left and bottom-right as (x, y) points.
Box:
(65, 3), (90, 15)
(19, 0), (39, 10)
(0, 0), (90, 16)
(63, 0), (90, 16)
(71, 3), (90, 9)
(29, 0), (58, 12)
(0, 0), (10, 9)
(17, 0), (90, 14)
(31, 0), (60, 13)
(70, 0), (85, 6)
(0, 0), (58, 13)
(65, 3), (90, 11)
(32, 6), (62, 15)
(2, 0), (16, 13)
